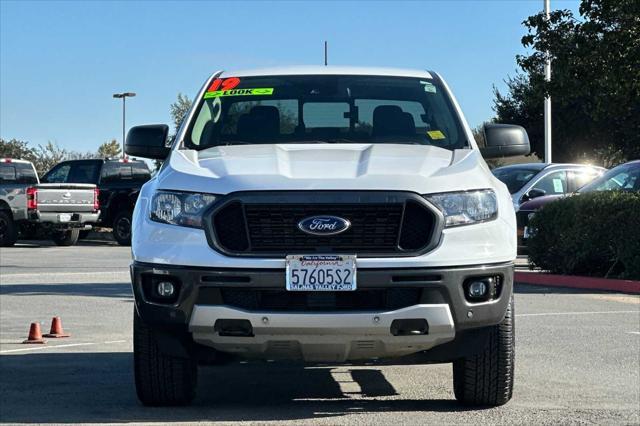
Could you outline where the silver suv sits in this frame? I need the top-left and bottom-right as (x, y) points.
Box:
(492, 163), (605, 211)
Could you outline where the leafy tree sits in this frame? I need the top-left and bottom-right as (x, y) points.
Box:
(32, 142), (67, 175)
(169, 93), (193, 140)
(97, 139), (122, 158)
(0, 138), (36, 160)
(494, 0), (640, 164)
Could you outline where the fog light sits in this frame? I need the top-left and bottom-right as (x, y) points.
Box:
(156, 281), (175, 298)
(468, 280), (488, 298)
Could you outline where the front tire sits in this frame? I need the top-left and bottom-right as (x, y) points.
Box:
(133, 309), (197, 406)
(51, 229), (80, 246)
(453, 296), (515, 406)
(0, 210), (18, 247)
(112, 210), (132, 246)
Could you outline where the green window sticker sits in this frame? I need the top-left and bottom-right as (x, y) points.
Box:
(552, 178), (564, 193)
(204, 88), (274, 99)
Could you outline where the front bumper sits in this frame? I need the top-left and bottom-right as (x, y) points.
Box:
(131, 261), (513, 362)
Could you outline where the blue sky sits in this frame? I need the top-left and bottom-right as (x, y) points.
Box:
(1, 0), (580, 153)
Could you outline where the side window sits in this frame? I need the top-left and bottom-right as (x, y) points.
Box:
(0, 164), (17, 183)
(531, 171), (568, 195)
(43, 164), (71, 183)
(68, 162), (100, 184)
(132, 163), (151, 181)
(101, 163), (150, 183)
(569, 170), (601, 192)
(17, 164), (38, 184)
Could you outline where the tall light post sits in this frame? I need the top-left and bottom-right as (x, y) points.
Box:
(544, 0), (552, 164)
(113, 92), (136, 158)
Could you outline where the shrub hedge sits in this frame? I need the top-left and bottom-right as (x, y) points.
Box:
(527, 191), (640, 280)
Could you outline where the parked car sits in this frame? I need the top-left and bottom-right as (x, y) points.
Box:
(492, 163), (605, 211)
(126, 66), (531, 407)
(517, 160), (640, 248)
(40, 158), (151, 245)
(0, 158), (100, 246)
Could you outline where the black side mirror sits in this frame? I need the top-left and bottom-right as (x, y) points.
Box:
(524, 188), (546, 201)
(125, 125), (170, 160)
(480, 124), (530, 159)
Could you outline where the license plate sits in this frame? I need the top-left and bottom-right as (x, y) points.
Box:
(523, 226), (531, 239)
(58, 213), (72, 223)
(286, 255), (356, 291)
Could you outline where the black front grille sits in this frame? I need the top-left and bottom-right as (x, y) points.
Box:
(218, 288), (422, 312)
(245, 203), (402, 252)
(207, 192), (439, 257)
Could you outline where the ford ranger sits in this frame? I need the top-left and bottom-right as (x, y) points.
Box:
(126, 66), (530, 407)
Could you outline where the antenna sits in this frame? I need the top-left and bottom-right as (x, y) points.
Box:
(324, 41), (328, 66)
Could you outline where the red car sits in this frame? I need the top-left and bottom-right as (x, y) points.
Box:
(517, 160), (640, 249)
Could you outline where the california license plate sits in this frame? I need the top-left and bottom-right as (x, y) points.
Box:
(58, 213), (72, 223)
(286, 255), (356, 291)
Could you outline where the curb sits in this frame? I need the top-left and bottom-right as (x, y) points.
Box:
(515, 271), (640, 294)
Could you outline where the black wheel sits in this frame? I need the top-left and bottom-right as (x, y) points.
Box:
(113, 211), (132, 246)
(134, 309), (197, 406)
(51, 229), (80, 246)
(453, 296), (515, 407)
(0, 210), (18, 247)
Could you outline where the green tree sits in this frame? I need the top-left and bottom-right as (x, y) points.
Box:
(169, 93), (193, 139)
(97, 139), (122, 158)
(32, 142), (67, 176)
(0, 138), (36, 161)
(494, 0), (640, 164)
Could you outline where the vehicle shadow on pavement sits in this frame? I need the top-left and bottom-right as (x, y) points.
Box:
(0, 352), (474, 423)
(0, 283), (132, 298)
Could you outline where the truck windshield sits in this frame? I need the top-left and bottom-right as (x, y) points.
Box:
(186, 75), (468, 150)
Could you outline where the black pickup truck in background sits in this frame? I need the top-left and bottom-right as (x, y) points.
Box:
(41, 158), (151, 245)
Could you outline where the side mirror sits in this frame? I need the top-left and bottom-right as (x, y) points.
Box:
(524, 188), (546, 201)
(125, 125), (170, 160)
(480, 124), (530, 159)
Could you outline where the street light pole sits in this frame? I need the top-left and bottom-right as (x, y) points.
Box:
(113, 92), (136, 158)
(544, 0), (552, 164)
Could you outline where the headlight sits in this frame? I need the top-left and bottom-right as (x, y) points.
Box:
(425, 190), (498, 227)
(150, 190), (217, 228)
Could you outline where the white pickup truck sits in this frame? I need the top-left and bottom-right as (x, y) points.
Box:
(126, 66), (529, 407)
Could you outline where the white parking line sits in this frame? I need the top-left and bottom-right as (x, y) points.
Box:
(517, 310), (638, 317)
(627, 332), (640, 335)
(0, 340), (127, 354)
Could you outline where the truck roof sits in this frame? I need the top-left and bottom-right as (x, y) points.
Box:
(218, 65), (434, 80)
(1, 158), (34, 165)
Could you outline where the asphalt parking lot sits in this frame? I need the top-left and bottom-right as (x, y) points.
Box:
(1, 240), (638, 425)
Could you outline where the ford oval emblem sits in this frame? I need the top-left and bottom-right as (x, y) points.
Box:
(298, 215), (351, 236)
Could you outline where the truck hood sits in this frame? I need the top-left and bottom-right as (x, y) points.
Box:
(158, 144), (495, 194)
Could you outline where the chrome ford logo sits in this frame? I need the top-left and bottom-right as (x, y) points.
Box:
(298, 216), (351, 236)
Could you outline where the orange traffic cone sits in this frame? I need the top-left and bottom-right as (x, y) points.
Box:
(22, 322), (46, 344)
(43, 316), (70, 338)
